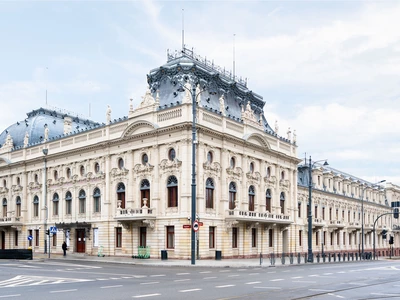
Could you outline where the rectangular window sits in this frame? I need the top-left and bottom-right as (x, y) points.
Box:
(249, 195), (255, 211)
(34, 203), (39, 217)
(316, 232), (319, 246)
(280, 199), (285, 214)
(269, 229), (274, 247)
(323, 231), (326, 245)
(330, 232), (334, 246)
(53, 201), (59, 216)
(166, 226), (174, 249)
(337, 232), (340, 245)
(16, 204), (21, 217)
(322, 207), (325, 220)
(79, 199), (86, 214)
(232, 228), (238, 248)
(209, 227), (215, 249)
(35, 229), (39, 247)
(314, 206), (318, 218)
(343, 232), (346, 245)
(298, 203), (301, 218)
(206, 188), (214, 209)
(299, 230), (302, 246)
(229, 191), (236, 210)
(266, 197), (271, 212)
(140, 227), (147, 247)
(93, 228), (99, 247)
(66, 200), (72, 215)
(15, 231), (18, 247)
(336, 209), (339, 220)
(115, 227), (122, 248)
(94, 197), (101, 213)
(168, 187), (178, 207)
(329, 208), (332, 220)
(52, 233), (57, 247)
(251, 228), (257, 247)
(28, 230), (32, 247)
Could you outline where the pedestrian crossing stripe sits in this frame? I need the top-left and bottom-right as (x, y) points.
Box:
(0, 275), (93, 288)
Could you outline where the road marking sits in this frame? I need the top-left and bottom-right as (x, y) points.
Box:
(249, 273), (259, 275)
(347, 282), (367, 286)
(140, 282), (159, 285)
(267, 271), (276, 274)
(309, 275), (319, 277)
(50, 289), (77, 293)
(337, 271), (346, 274)
(179, 289), (202, 293)
(203, 277), (217, 279)
(122, 277), (133, 279)
(199, 271), (211, 274)
(371, 293), (400, 297)
(270, 279), (284, 282)
(150, 275), (165, 277)
(132, 294), (161, 298)
(133, 275), (147, 278)
(110, 277), (120, 280)
(0, 295), (20, 298)
(327, 294), (345, 299)
(30, 280), (49, 285)
(219, 270), (230, 273)
(176, 273), (190, 275)
(238, 269), (247, 271)
(254, 287), (281, 290)
(246, 281), (261, 285)
(291, 277), (302, 279)
(216, 285), (235, 288)
(310, 289), (334, 292)
(228, 275), (239, 277)
(97, 278), (108, 281)
(174, 279), (190, 282)
(293, 281), (316, 283)
(323, 273), (333, 275)
(101, 285), (123, 289)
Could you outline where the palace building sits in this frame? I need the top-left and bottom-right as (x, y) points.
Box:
(0, 48), (399, 259)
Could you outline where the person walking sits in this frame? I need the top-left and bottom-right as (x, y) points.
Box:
(62, 241), (67, 256)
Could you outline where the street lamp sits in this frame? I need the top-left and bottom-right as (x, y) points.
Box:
(177, 80), (207, 265)
(307, 156), (328, 263)
(361, 179), (385, 259)
(42, 148), (48, 254)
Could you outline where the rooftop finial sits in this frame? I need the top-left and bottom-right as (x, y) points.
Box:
(182, 8), (185, 51)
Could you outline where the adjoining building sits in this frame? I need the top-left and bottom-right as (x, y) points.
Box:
(0, 48), (399, 258)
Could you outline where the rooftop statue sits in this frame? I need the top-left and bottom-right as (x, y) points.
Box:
(23, 132), (29, 147)
(196, 84), (201, 106)
(287, 127), (291, 140)
(184, 81), (192, 103)
(106, 105), (112, 125)
(275, 120), (279, 134)
(140, 88), (155, 107)
(293, 129), (297, 144)
(44, 124), (49, 142)
(4, 133), (13, 148)
(219, 94), (225, 116)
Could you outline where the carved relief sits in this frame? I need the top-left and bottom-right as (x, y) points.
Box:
(159, 159), (182, 171)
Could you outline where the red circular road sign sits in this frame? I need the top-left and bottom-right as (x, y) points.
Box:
(193, 221), (199, 232)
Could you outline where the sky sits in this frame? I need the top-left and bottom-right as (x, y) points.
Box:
(0, 0), (399, 185)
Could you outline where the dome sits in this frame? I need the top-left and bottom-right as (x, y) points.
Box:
(0, 107), (100, 149)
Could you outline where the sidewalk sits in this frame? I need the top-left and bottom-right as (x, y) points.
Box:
(32, 252), (279, 268)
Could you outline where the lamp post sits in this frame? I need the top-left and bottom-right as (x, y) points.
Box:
(361, 179), (385, 259)
(42, 148), (48, 254)
(178, 80), (207, 265)
(307, 156), (328, 263)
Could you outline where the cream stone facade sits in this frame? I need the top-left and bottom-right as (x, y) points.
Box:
(0, 48), (399, 259)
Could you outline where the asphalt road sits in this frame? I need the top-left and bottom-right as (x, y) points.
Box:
(1, 259), (400, 299)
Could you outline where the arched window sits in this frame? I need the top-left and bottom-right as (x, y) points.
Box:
(249, 162), (254, 173)
(33, 196), (39, 217)
(168, 148), (176, 161)
(34, 174), (38, 183)
(80, 165), (85, 176)
(117, 183), (126, 209)
(205, 178), (214, 209)
(94, 162), (100, 173)
(16, 196), (21, 217)
(54, 170), (58, 180)
(2, 198), (7, 218)
(229, 182), (236, 210)
(281, 171), (285, 181)
(65, 191), (72, 215)
(140, 179), (150, 207)
(93, 188), (101, 213)
(66, 168), (71, 179)
(230, 157), (235, 169)
(16, 177), (20, 185)
(52, 193), (59, 216)
(142, 153), (149, 165)
(118, 158), (124, 169)
(266, 189), (272, 212)
(207, 151), (213, 164)
(280, 192), (285, 214)
(167, 176), (178, 207)
(78, 190), (86, 214)
(248, 186), (255, 211)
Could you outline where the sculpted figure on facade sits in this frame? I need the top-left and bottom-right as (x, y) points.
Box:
(4, 133), (13, 148)
(23, 132), (29, 147)
(219, 94), (225, 116)
(195, 84), (201, 106)
(287, 127), (291, 140)
(275, 120), (279, 134)
(44, 125), (49, 142)
(140, 88), (155, 107)
(293, 129), (297, 144)
(106, 105), (112, 125)
(184, 81), (192, 103)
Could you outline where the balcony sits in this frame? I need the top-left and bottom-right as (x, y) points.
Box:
(0, 216), (23, 227)
(225, 210), (292, 225)
(114, 207), (156, 222)
(328, 220), (345, 229)
(313, 218), (326, 228)
(347, 221), (361, 230)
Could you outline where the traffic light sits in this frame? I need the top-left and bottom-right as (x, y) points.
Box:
(389, 236), (394, 245)
(394, 208), (399, 219)
(45, 229), (50, 235)
(382, 229), (387, 239)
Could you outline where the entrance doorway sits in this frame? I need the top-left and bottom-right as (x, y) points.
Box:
(76, 229), (86, 253)
(1, 231), (5, 249)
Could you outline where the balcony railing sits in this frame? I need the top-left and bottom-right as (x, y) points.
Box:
(226, 210), (291, 224)
(0, 216), (23, 225)
(114, 207), (156, 221)
(313, 218), (326, 227)
(328, 220), (345, 228)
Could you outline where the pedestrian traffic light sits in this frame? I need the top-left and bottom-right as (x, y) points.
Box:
(394, 208), (399, 219)
(45, 229), (50, 235)
(389, 236), (394, 245)
(382, 229), (387, 239)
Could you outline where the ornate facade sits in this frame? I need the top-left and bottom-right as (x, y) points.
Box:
(0, 48), (399, 258)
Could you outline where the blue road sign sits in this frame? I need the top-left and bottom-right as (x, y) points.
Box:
(50, 226), (57, 234)
(27, 235), (33, 241)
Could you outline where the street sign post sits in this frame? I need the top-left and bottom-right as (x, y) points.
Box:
(193, 221), (199, 232)
(50, 226), (57, 234)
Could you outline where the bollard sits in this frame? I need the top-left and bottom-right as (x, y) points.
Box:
(290, 253), (294, 264)
(281, 253), (285, 265)
(338, 253), (341, 262)
(297, 253), (301, 264)
(260, 252), (263, 266)
(316, 253), (320, 263)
